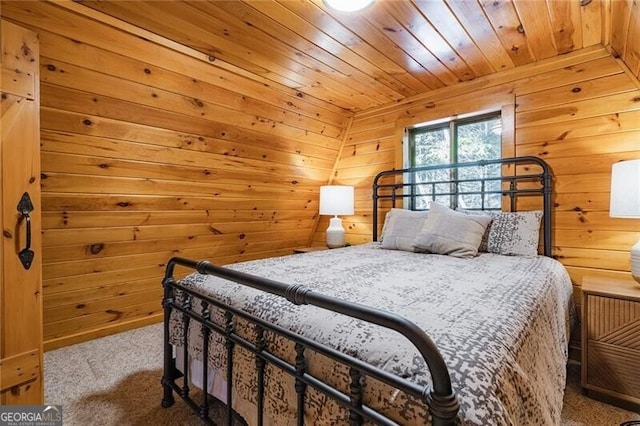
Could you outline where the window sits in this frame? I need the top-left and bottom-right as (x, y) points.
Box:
(407, 112), (502, 210)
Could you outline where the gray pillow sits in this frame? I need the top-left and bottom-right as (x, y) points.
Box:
(413, 203), (492, 258)
(486, 210), (543, 256)
(380, 208), (429, 252)
(458, 209), (543, 256)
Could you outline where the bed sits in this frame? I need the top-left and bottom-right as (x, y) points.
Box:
(160, 156), (576, 425)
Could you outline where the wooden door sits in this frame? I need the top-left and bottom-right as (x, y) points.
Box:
(0, 20), (43, 405)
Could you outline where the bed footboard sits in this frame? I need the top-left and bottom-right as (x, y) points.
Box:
(160, 257), (459, 425)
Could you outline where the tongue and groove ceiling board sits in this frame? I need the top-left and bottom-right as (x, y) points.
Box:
(76, 0), (634, 114)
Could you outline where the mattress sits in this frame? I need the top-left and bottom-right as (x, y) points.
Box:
(169, 243), (575, 425)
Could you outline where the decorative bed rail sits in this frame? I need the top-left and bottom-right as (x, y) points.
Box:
(161, 257), (459, 425)
(372, 156), (553, 256)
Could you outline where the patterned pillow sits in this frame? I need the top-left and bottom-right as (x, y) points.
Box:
(413, 203), (492, 258)
(457, 209), (544, 256)
(380, 208), (429, 252)
(486, 210), (543, 256)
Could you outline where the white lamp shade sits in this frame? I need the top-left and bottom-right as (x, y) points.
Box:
(610, 159), (640, 285)
(319, 186), (354, 216)
(610, 159), (640, 218)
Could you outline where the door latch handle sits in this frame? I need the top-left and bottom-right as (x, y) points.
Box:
(17, 192), (34, 270)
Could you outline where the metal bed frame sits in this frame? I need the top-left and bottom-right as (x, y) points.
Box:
(160, 156), (553, 425)
(373, 156), (553, 255)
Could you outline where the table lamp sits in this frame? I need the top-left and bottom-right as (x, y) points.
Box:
(609, 159), (640, 284)
(319, 185), (354, 248)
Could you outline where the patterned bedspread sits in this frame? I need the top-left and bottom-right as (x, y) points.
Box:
(169, 243), (575, 425)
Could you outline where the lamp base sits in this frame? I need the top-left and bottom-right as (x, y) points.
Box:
(326, 216), (345, 249)
(631, 239), (640, 286)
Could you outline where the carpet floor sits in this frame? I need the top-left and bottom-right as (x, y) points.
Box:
(44, 322), (639, 425)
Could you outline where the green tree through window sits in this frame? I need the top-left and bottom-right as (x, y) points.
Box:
(408, 112), (502, 210)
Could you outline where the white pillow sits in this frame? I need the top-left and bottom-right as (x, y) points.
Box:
(413, 203), (492, 258)
(456, 208), (496, 252)
(380, 208), (429, 252)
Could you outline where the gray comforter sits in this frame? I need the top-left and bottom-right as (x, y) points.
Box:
(170, 243), (575, 425)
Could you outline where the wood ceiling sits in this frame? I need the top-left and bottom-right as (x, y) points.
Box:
(78, 0), (638, 114)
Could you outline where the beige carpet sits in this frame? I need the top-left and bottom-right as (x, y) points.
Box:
(44, 322), (639, 425)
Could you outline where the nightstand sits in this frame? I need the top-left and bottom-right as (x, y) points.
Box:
(293, 246), (328, 254)
(581, 275), (640, 411)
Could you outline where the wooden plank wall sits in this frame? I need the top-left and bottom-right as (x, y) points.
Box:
(611, 0), (640, 82)
(1, 1), (638, 352)
(1, 1), (349, 350)
(316, 46), (640, 355)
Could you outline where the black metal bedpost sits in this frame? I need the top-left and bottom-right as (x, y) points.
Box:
(224, 311), (235, 426)
(181, 294), (191, 399)
(426, 390), (459, 426)
(543, 164), (553, 257)
(255, 325), (266, 426)
(161, 267), (177, 408)
(348, 367), (363, 426)
(294, 343), (307, 426)
(509, 177), (516, 212)
(200, 300), (211, 421)
(372, 179), (379, 242)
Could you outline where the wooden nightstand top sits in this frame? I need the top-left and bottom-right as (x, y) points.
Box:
(293, 246), (328, 254)
(582, 275), (640, 302)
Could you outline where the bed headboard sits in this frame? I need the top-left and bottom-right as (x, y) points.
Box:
(372, 156), (553, 256)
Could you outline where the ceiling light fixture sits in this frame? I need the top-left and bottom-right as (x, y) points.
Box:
(323, 0), (375, 12)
